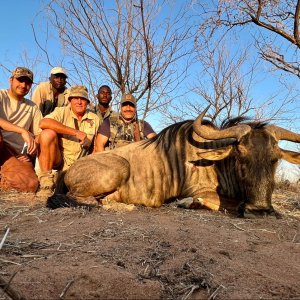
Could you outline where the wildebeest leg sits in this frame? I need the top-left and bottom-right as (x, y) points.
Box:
(178, 191), (238, 211)
(177, 196), (221, 210)
(100, 194), (136, 211)
(65, 154), (130, 198)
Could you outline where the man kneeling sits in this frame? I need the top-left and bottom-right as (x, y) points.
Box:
(0, 67), (41, 193)
(37, 85), (100, 197)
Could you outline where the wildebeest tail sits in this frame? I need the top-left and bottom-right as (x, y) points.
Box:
(54, 170), (68, 194)
(46, 194), (80, 209)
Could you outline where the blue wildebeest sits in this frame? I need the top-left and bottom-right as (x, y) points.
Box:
(62, 108), (300, 216)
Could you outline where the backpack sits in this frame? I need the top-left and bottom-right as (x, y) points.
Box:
(0, 133), (39, 193)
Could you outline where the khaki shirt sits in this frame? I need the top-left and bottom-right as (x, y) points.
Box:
(92, 105), (118, 125)
(45, 106), (100, 169)
(32, 82), (69, 116)
(0, 89), (42, 154)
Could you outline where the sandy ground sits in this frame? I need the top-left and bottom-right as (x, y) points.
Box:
(0, 187), (299, 300)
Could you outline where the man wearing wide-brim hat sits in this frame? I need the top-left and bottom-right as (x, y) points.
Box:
(32, 66), (70, 117)
(37, 85), (100, 197)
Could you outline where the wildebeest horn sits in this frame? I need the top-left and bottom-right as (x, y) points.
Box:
(266, 125), (300, 142)
(193, 106), (251, 141)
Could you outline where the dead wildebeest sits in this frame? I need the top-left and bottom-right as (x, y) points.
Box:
(52, 107), (300, 217)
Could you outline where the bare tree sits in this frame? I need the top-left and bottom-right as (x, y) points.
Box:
(190, 46), (258, 124)
(194, 0), (300, 79)
(39, 0), (192, 119)
(159, 43), (266, 126)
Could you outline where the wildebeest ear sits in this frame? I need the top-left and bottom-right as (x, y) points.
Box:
(196, 146), (232, 161)
(280, 148), (300, 164)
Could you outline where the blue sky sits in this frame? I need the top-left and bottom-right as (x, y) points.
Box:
(0, 1), (45, 83)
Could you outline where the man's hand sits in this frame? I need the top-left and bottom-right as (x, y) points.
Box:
(20, 130), (37, 155)
(17, 155), (31, 162)
(75, 130), (89, 145)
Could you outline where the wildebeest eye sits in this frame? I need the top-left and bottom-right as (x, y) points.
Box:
(270, 158), (278, 164)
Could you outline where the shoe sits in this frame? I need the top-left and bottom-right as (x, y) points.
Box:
(36, 172), (55, 197)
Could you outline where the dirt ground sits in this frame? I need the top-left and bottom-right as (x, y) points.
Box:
(0, 187), (299, 300)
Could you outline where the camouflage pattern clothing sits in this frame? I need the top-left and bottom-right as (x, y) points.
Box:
(92, 105), (118, 125)
(32, 82), (69, 117)
(98, 114), (155, 149)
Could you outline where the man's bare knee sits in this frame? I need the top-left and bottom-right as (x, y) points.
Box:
(39, 129), (58, 145)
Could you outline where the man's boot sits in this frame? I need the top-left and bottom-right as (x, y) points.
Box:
(36, 171), (55, 197)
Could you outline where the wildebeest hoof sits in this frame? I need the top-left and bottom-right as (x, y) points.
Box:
(176, 197), (204, 209)
(101, 198), (136, 212)
(239, 208), (281, 219)
(176, 197), (194, 209)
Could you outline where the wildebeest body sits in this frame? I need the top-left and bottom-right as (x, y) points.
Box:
(64, 110), (300, 216)
(65, 122), (218, 207)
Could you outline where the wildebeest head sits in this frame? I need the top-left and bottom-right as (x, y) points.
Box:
(193, 107), (300, 217)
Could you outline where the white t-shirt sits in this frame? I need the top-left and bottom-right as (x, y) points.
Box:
(0, 89), (42, 154)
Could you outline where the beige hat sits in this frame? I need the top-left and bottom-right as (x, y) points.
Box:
(11, 67), (33, 83)
(50, 67), (68, 78)
(68, 85), (90, 103)
(120, 94), (136, 107)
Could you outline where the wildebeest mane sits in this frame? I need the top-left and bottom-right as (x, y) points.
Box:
(221, 116), (269, 129)
(143, 119), (216, 150)
(143, 120), (193, 149)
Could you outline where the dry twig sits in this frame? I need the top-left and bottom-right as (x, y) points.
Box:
(59, 279), (75, 299)
(0, 228), (10, 250)
(208, 284), (226, 300)
(0, 274), (27, 300)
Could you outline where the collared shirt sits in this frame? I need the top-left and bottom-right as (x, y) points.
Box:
(32, 82), (70, 116)
(93, 105), (118, 125)
(0, 89), (42, 154)
(45, 106), (100, 169)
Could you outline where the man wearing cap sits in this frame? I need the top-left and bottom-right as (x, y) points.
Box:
(0, 67), (42, 192)
(32, 67), (69, 116)
(37, 85), (100, 196)
(93, 85), (118, 124)
(95, 93), (156, 152)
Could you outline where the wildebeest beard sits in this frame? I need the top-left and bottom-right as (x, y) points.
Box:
(215, 122), (278, 216)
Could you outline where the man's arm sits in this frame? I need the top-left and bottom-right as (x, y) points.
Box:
(94, 133), (109, 152)
(143, 121), (157, 139)
(31, 85), (43, 111)
(146, 132), (157, 139)
(0, 118), (36, 154)
(94, 118), (110, 152)
(40, 118), (87, 145)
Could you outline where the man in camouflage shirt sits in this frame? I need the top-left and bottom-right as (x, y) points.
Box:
(95, 94), (156, 152)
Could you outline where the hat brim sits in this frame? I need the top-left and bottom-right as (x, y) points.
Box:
(121, 100), (136, 107)
(14, 75), (33, 83)
(69, 95), (90, 103)
(51, 73), (68, 78)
